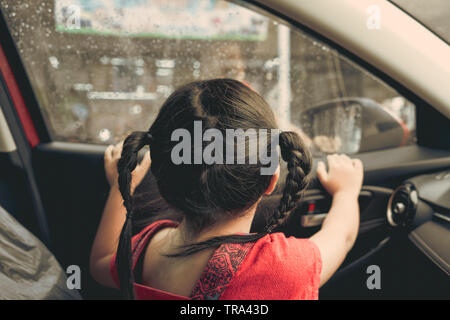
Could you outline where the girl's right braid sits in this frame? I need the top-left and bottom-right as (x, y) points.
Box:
(266, 131), (312, 233)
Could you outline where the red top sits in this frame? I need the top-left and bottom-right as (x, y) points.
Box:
(110, 220), (322, 300)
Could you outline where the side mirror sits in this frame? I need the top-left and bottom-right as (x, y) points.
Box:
(299, 98), (409, 155)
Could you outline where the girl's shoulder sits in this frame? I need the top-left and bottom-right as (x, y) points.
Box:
(132, 220), (179, 243)
(220, 233), (322, 299)
(109, 219), (179, 288)
(250, 232), (322, 273)
(130, 219), (179, 261)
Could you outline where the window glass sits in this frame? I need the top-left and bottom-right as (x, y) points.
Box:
(0, 0), (416, 155)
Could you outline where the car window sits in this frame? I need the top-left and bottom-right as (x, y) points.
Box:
(0, 0), (416, 156)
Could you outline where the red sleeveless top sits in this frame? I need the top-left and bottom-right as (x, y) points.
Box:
(110, 220), (322, 300)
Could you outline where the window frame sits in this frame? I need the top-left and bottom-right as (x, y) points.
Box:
(388, 0), (450, 45)
(0, 8), (50, 144)
(0, 0), (439, 151)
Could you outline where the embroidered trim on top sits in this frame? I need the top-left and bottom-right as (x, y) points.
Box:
(190, 242), (254, 300)
(129, 222), (255, 300)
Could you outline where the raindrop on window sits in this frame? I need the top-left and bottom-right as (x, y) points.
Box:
(136, 67), (144, 76)
(193, 69), (200, 78)
(49, 56), (59, 69)
(129, 105), (142, 115)
(98, 128), (111, 142)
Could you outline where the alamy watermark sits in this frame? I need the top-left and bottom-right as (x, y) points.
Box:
(366, 265), (381, 290)
(170, 121), (280, 175)
(366, 5), (381, 30)
(66, 265), (81, 290)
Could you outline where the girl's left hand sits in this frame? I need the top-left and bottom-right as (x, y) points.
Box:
(104, 142), (151, 193)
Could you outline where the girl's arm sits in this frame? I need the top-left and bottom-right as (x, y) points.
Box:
(309, 154), (363, 287)
(90, 143), (150, 288)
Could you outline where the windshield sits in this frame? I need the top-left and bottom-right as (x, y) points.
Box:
(390, 0), (450, 44)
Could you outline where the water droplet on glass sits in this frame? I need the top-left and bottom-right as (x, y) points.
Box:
(129, 105), (142, 115)
(98, 129), (111, 142)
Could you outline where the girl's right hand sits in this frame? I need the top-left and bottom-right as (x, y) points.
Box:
(316, 154), (363, 197)
(311, 154), (363, 288)
(104, 142), (151, 193)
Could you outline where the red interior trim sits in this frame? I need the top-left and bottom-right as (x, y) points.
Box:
(0, 43), (39, 147)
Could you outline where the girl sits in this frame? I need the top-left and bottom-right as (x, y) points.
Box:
(90, 79), (363, 300)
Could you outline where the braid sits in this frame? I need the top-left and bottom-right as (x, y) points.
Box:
(116, 131), (152, 299)
(266, 131), (312, 233)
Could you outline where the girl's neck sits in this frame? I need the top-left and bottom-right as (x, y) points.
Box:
(173, 202), (259, 245)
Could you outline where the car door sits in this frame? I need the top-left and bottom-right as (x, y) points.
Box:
(0, 0), (448, 299)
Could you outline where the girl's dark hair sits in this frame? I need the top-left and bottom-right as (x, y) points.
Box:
(116, 79), (311, 299)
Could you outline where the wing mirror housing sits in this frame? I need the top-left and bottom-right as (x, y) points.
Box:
(299, 98), (409, 155)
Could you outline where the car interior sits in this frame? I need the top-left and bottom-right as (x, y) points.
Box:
(0, 0), (448, 300)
